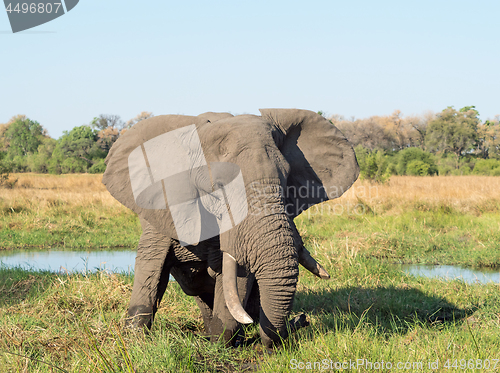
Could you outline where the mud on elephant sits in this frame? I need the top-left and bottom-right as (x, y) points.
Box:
(102, 109), (359, 348)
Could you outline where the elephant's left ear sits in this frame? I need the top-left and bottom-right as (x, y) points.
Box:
(260, 108), (359, 218)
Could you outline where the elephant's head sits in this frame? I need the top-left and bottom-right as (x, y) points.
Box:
(103, 109), (359, 347)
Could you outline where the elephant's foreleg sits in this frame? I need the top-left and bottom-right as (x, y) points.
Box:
(245, 280), (260, 322)
(195, 293), (214, 332)
(127, 223), (173, 329)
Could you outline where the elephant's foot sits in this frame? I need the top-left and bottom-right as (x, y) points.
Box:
(288, 313), (309, 333)
(259, 313), (309, 349)
(125, 305), (153, 330)
(234, 328), (258, 348)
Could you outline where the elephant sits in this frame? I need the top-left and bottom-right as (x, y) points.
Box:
(102, 109), (359, 348)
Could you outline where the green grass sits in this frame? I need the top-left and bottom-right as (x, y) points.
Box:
(2, 175), (500, 371)
(1, 256), (500, 372)
(296, 204), (500, 268)
(3, 191), (500, 269)
(0, 173), (142, 250)
(0, 202), (141, 250)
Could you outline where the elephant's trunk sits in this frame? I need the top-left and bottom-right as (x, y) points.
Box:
(257, 273), (298, 347)
(222, 242), (328, 345)
(221, 183), (300, 347)
(252, 213), (299, 348)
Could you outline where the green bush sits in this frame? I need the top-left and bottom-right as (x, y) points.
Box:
(49, 125), (106, 174)
(451, 165), (471, 175)
(89, 159), (107, 174)
(396, 148), (438, 176)
(60, 157), (88, 173)
(0, 157), (11, 186)
(472, 159), (500, 176)
(355, 145), (391, 183)
(406, 160), (430, 176)
(436, 153), (477, 176)
(10, 155), (28, 172)
(26, 137), (57, 173)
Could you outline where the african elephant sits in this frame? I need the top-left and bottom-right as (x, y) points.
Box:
(102, 109), (359, 348)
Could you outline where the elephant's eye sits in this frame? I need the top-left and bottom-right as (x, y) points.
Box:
(219, 144), (229, 157)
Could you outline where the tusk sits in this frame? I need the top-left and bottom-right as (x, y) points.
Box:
(298, 248), (330, 280)
(222, 252), (254, 324)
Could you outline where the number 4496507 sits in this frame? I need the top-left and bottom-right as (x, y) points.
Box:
(444, 359), (499, 370)
(5, 3), (62, 14)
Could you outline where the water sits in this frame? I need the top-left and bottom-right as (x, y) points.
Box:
(400, 264), (500, 284)
(1, 249), (499, 284)
(0, 249), (136, 273)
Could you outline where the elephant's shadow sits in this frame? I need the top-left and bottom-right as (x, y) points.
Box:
(291, 285), (472, 337)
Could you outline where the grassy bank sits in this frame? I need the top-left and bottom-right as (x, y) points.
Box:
(296, 175), (500, 268)
(1, 174), (500, 268)
(1, 174), (500, 371)
(0, 174), (141, 249)
(1, 257), (500, 372)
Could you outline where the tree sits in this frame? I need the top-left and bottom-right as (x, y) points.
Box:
(90, 114), (124, 153)
(406, 160), (430, 176)
(0, 116), (48, 172)
(124, 111), (154, 130)
(354, 145), (392, 183)
(26, 137), (57, 173)
(396, 147), (438, 176)
(334, 111), (432, 152)
(97, 126), (120, 154)
(91, 112), (153, 153)
(477, 115), (500, 159)
(91, 114), (124, 131)
(382, 110), (410, 150)
(335, 117), (392, 151)
(4, 116), (46, 157)
(407, 111), (435, 149)
(0, 151), (13, 186)
(425, 106), (480, 168)
(50, 125), (105, 173)
(0, 115), (27, 151)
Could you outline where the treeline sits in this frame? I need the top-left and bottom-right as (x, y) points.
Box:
(0, 112), (152, 177)
(330, 106), (500, 181)
(1, 107), (499, 181)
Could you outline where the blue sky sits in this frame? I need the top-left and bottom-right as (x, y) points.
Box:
(1, 0), (498, 138)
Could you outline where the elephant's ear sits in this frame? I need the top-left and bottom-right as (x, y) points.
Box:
(260, 108), (359, 218)
(103, 113), (229, 243)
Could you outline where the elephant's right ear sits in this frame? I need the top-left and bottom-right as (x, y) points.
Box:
(260, 108), (359, 218)
(103, 114), (202, 241)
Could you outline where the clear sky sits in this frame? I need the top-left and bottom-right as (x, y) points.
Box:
(1, 0), (498, 138)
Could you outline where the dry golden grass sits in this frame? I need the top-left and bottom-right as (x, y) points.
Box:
(2, 174), (500, 215)
(0, 173), (121, 211)
(316, 176), (500, 215)
(0, 174), (140, 249)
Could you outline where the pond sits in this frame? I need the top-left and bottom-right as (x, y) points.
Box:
(400, 264), (500, 285)
(0, 249), (136, 273)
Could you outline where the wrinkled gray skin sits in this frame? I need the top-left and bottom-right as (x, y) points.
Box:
(103, 109), (359, 348)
